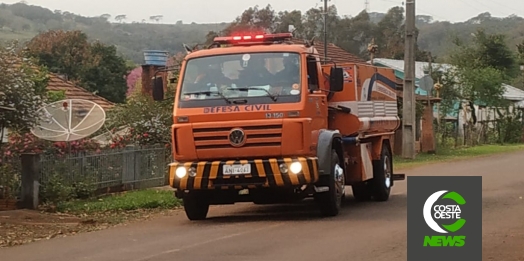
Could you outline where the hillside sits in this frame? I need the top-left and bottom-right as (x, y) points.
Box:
(417, 13), (524, 61)
(0, 3), (523, 64)
(0, 3), (228, 63)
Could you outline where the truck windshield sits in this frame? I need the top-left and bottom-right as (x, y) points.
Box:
(178, 52), (302, 107)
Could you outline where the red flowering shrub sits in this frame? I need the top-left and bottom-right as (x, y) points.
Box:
(108, 127), (167, 149)
(0, 132), (102, 161)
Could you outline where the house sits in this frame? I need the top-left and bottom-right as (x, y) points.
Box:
(1, 73), (115, 143)
(46, 74), (115, 110)
(371, 58), (524, 137)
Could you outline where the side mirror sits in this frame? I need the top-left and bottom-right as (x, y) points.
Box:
(152, 76), (164, 101)
(329, 67), (344, 92)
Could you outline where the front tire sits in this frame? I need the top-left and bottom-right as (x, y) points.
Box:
(316, 149), (345, 216)
(371, 143), (392, 201)
(183, 191), (210, 220)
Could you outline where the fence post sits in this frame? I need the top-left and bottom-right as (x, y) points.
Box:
(20, 153), (41, 209)
(122, 145), (136, 190)
(134, 146), (142, 189)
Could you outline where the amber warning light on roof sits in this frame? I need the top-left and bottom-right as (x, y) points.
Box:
(213, 33), (293, 45)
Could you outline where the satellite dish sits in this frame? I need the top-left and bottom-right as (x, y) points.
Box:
(31, 99), (106, 142)
(419, 74), (434, 95)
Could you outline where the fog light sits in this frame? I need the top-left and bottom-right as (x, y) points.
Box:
(188, 167), (197, 177)
(279, 163), (288, 173)
(175, 166), (187, 178)
(290, 162), (302, 174)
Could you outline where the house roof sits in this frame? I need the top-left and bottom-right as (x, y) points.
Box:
(290, 39), (367, 64)
(502, 83), (524, 101)
(371, 58), (453, 80)
(46, 74), (114, 110)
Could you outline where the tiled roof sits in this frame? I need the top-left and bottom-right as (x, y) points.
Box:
(290, 39), (367, 64)
(46, 73), (115, 110)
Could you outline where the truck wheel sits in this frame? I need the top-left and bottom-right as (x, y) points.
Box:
(371, 144), (392, 202)
(316, 149), (345, 217)
(183, 192), (210, 220)
(351, 182), (371, 201)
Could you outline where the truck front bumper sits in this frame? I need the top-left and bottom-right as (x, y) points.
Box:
(169, 157), (319, 191)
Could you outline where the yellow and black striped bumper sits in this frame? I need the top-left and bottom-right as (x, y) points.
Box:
(169, 157), (319, 190)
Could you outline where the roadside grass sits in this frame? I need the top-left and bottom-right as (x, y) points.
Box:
(55, 189), (182, 224)
(394, 144), (524, 169)
(57, 189), (181, 214)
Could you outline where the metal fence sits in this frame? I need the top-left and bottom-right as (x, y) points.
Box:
(0, 155), (22, 200)
(39, 145), (168, 192)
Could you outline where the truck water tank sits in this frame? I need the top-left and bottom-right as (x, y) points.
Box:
(143, 50), (169, 66)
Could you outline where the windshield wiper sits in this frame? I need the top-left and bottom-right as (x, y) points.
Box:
(226, 87), (278, 101)
(182, 90), (231, 104)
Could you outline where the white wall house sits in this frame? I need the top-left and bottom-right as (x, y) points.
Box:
(369, 58), (524, 137)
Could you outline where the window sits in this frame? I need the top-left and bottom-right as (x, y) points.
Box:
(177, 52), (302, 107)
(306, 55), (319, 90)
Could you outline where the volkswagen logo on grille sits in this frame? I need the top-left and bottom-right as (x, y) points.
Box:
(229, 128), (246, 147)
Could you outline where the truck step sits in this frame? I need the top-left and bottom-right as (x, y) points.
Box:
(314, 186), (329, 192)
(392, 174), (405, 181)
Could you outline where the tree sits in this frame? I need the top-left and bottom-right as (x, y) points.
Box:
(517, 40), (524, 62)
(115, 14), (126, 23)
(222, 5), (277, 35)
(441, 29), (518, 143)
(274, 10), (304, 37)
(375, 6), (405, 59)
(0, 41), (47, 142)
(25, 30), (130, 103)
(81, 41), (129, 103)
(25, 30), (91, 80)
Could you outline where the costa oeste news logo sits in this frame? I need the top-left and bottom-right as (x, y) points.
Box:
(423, 190), (466, 247)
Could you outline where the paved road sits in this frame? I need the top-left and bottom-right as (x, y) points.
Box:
(2, 151), (524, 261)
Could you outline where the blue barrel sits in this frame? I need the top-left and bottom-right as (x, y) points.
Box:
(143, 50), (169, 66)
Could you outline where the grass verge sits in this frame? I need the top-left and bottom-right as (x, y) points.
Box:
(393, 144), (524, 169)
(57, 189), (181, 214)
(55, 189), (182, 224)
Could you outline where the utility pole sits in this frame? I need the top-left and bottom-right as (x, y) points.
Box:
(322, 0), (330, 63)
(402, 0), (416, 159)
(368, 38), (378, 65)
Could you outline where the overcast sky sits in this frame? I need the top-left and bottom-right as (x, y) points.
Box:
(1, 0), (522, 24)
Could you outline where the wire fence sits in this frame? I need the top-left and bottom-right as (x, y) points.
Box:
(39, 145), (169, 192)
(0, 155), (22, 200)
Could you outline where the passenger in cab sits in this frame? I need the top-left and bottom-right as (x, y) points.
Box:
(236, 55), (273, 87)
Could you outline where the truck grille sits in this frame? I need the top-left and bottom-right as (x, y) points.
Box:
(193, 124), (282, 150)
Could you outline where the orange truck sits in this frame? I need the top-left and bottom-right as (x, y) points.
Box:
(152, 32), (405, 220)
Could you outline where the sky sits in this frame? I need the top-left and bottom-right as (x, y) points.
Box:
(1, 0), (522, 24)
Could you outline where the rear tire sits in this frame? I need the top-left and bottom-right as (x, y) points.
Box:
(183, 191), (210, 220)
(371, 143), (392, 202)
(316, 149), (345, 217)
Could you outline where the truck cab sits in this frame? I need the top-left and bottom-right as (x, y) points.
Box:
(155, 33), (404, 220)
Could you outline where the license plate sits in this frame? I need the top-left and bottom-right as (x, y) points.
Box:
(223, 164), (251, 175)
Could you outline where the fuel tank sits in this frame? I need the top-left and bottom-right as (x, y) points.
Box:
(324, 63), (401, 136)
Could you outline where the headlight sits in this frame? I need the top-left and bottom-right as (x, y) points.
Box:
(175, 166), (187, 178)
(289, 162), (302, 174)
